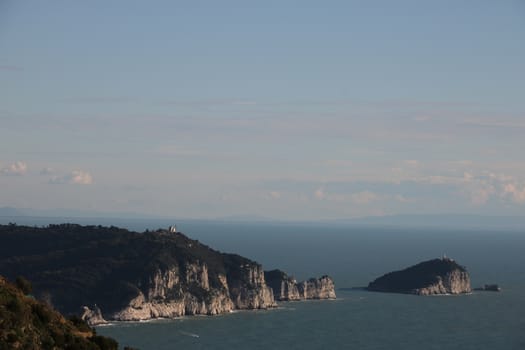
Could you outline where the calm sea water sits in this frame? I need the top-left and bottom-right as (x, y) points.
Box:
(3, 217), (525, 349)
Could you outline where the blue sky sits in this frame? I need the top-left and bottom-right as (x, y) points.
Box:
(1, 1), (525, 219)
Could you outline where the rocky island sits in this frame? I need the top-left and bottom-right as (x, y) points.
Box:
(0, 224), (335, 325)
(367, 257), (471, 295)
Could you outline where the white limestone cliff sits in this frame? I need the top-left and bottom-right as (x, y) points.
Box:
(265, 270), (336, 301)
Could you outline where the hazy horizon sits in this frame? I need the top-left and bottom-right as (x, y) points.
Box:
(2, 1), (525, 220)
(3, 206), (525, 232)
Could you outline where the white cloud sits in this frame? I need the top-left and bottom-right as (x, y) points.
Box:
(69, 171), (93, 185)
(502, 183), (525, 204)
(314, 186), (325, 200)
(1, 161), (27, 176)
(351, 191), (382, 204)
(463, 172), (474, 182)
(394, 194), (414, 203)
(313, 187), (346, 202)
(40, 167), (54, 175)
(488, 172), (514, 183)
(50, 170), (93, 185)
(468, 186), (495, 205)
(460, 172), (495, 205)
(458, 171), (525, 206)
(424, 175), (458, 185)
(313, 186), (386, 205)
(404, 160), (420, 168)
(269, 191), (281, 199)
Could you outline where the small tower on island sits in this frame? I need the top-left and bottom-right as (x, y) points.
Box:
(168, 225), (178, 233)
(441, 254), (454, 262)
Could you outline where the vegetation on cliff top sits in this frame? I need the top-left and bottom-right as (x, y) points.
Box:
(0, 223), (263, 316)
(0, 275), (120, 350)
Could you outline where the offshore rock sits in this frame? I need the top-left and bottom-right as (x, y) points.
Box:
(265, 270), (336, 301)
(81, 304), (107, 326)
(298, 275), (337, 299)
(367, 257), (471, 295)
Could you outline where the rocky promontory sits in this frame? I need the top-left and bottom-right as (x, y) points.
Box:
(264, 270), (336, 301)
(367, 257), (471, 295)
(0, 224), (335, 325)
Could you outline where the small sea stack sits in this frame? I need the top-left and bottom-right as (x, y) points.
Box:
(474, 284), (501, 292)
(264, 269), (336, 301)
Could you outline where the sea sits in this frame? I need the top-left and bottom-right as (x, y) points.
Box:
(2, 217), (525, 349)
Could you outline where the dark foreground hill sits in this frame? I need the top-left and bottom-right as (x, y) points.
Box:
(367, 257), (471, 295)
(0, 224), (335, 323)
(0, 275), (122, 350)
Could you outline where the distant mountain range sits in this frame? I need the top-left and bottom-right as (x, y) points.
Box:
(333, 214), (525, 230)
(1, 206), (525, 230)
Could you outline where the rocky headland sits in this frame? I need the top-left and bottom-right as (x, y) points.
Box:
(264, 269), (336, 301)
(367, 257), (471, 295)
(0, 224), (335, 325)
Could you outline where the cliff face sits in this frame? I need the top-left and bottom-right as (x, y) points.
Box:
(107, 264), (232, 322)
(0, 224), (305, 325)
(367, 258), (471, 295)
(265, 270), (301, 301)
(108, 262), (276, 322)
(228, 264), (275, 309)
(265, 270), (336, 301)
(414, 269), (471, 295)
(298, 276), (337, 299)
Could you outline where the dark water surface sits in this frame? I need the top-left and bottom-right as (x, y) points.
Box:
(98, 289), (523, 350)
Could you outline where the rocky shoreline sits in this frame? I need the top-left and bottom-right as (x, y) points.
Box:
(2, 224), (487, 328)
(0, 224), (336, 326)
(81, 276), (337, 326)
(82, 266), (336, 325)
(265, 270), (336, 301)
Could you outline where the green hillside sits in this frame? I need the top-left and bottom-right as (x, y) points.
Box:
(0, 275), (121, 350)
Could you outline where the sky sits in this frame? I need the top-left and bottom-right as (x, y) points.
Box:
(1, 0), (525, 220)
